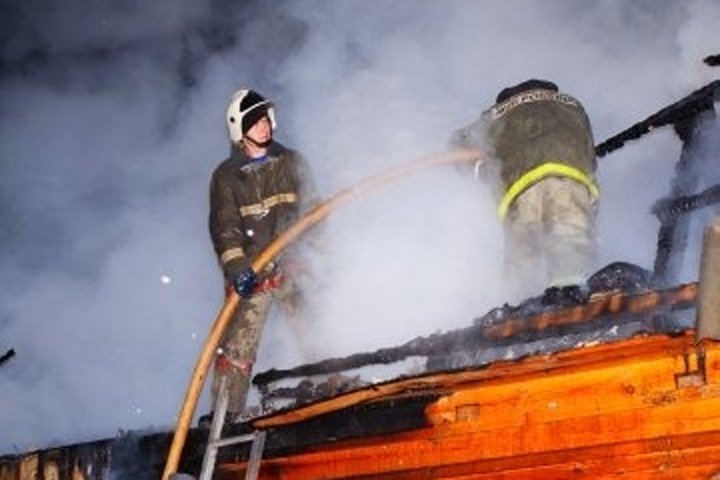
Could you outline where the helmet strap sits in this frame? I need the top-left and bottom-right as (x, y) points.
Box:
(244, 133), (271, 150)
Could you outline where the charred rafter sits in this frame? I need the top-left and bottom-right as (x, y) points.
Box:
(652, 183), (720, 224)
(0, 348), (15, 367)
(481, 282), (697, 339)
(253, 283), (698, 387)
(705, 54), (720, 67)
(595, 80), (719, 157)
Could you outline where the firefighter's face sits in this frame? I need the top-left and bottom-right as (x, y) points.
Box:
(246, 115), (272, 144)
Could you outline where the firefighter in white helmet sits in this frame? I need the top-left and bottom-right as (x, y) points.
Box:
(203, 88), (319, 425)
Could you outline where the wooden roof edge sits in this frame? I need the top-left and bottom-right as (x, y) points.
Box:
(253, 330), (718, 430)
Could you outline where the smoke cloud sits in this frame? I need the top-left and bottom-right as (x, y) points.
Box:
(1, 0), (718, 454)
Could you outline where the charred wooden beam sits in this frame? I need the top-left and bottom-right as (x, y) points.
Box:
(652, 183), (720, 224)
(592, 79), (720, 287)
(0, 349), (15, 367)
(594, 80), (719, 157)
(482, 282), (697, 339)
(651, 107), (717, 287)
(253, 283), (698, 387)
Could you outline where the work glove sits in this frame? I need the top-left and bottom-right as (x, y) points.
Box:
(232, 268), (258, 299)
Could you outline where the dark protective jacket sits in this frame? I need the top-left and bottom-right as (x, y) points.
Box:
(209, 141), (317, 282)
(451, 88), (599, 218)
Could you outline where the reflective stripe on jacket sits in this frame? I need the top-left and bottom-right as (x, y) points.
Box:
(497, 162), (600, 219)
(209, 141), (316, 281)
(488, 88), (598, 218)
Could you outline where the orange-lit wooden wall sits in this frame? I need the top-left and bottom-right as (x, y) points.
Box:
(219, 333), (720, 480)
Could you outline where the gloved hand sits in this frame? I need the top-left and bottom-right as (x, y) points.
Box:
(232, 268), (257, 299)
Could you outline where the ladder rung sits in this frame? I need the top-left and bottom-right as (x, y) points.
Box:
(210, 432), (257, 449)
(198, 376), (267, 480)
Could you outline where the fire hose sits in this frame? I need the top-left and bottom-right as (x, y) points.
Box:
(161, 148), (481, 480)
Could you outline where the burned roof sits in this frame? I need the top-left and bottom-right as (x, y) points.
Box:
(251, 263), (698, 418)
(249, 78), (720, 423)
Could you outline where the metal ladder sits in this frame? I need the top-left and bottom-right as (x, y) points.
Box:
(198, 377), (267, 480)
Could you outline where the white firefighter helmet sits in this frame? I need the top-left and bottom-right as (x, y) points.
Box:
(225, 88), (276, 143)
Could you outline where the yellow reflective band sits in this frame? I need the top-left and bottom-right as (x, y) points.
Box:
(497, 162), (600, 219)
(220, 247), (245, 266)
(239, 192), (298, 217)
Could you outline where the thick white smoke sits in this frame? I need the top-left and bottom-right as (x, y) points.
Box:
(0, 0), (718, 454)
